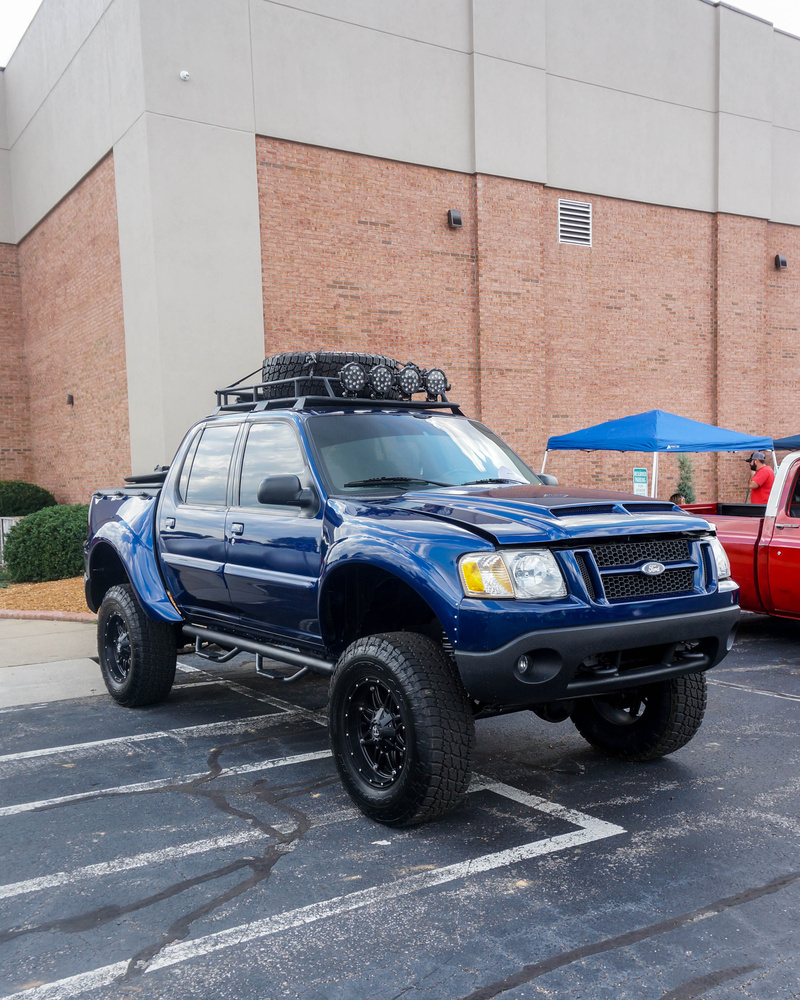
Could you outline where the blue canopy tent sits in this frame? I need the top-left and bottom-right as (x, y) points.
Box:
(541, 409), (774, 498)
(774, 433), (800, 451)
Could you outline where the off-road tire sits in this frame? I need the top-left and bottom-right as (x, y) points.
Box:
(261, 350), (401, 400)
(97, 584), (177, 707)
(570, 672), (707, 761)
(329, 631), (475, 826)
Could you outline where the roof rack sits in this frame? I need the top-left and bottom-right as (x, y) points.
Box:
(214, 375), (462, 415)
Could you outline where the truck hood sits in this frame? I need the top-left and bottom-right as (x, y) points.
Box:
(383, 484), (710, 545)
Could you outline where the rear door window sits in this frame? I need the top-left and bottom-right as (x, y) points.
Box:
(183, 424), (239, 506)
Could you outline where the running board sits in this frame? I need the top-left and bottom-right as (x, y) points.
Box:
(182, 625), (334, 676)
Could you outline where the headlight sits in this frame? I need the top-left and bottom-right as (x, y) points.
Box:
(459, 550), (567, 599)
(708, 536), (731, 581)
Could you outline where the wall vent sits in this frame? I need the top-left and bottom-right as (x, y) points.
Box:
(558, 199), (592, 246)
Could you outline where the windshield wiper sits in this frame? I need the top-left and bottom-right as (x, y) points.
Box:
(343, 476), (454, 488)
(460, 478), (526, 485)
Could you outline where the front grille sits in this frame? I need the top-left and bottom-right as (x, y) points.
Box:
(590, 538), (690, 568)
(603, 568), (695, 600)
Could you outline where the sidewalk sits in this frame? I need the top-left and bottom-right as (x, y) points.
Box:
(0, 619), (102, 708)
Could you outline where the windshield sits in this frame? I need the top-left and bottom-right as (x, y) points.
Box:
(305, 412), (540, 494)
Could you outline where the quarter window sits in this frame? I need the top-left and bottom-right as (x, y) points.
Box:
(239, 422), (307, 507)
(183, 424), (239, 506)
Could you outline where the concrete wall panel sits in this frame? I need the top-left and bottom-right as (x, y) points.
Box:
(116, 114), (264, 470)
(773, 31), (800, 131)
(0, 152), (13, 244)
(104, 0), (145, 142)
(473, 56), (546, 182)
(718, 113), (772, 219)
(11, 26), (114, 239)
(547, 77), (717, 212)
(3, 10), (50, 146)
(770, 127), (800, 226)
(139, 0), (254, 132)
(113, 115), (165, 471)
(718, 4), (772, 121)
(546, 0), (717, 112)
(473, 0), (546, 68)
(250, 0), (474, 173)
(263, 0), (472, 52)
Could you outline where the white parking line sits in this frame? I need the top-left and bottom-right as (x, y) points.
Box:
(0, 776), (624, 1000)
(709, 678), (800, 703)
(0, 712), (301, 765)
(0, 830), (269, 900)
(0, 749), (333, 818)
(176, 661), (327, 724)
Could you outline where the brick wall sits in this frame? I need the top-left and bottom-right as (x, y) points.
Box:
(17, 154), (130, 504)
(256, 138), (480, 414)
(0, 244), (31, 481)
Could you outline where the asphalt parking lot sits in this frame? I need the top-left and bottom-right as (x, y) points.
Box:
(1, 614), (799, 1000)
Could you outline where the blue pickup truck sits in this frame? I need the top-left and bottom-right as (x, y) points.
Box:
(85, 350), (740, 826)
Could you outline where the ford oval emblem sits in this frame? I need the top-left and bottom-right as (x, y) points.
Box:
(641, 561), (666, 576)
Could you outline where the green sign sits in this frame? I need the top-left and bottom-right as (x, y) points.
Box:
(632, 468), (648, 496)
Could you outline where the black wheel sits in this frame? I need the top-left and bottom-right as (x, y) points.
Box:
(329, 632), (475, 826)
(97, 584), (177, 707)
(261, 350), (401, 399)
(570, 672), (707, 761)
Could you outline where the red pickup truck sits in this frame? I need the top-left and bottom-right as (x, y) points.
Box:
(685, 451), (800, 619)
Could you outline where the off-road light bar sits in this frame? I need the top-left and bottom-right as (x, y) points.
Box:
(339, 362), (367, 395)
(369, 364), (394, 396)
(424, 368), (449, 399)
(397, 364), (422, 397)
(338, 360), (451, 399)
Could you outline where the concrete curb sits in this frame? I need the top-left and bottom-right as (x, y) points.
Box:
(0, 610), (97, 623)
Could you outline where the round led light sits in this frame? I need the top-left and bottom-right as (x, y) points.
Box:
(339, 362), (367, 395)
(397, 365), (422, 397)
(369, 364), (394, 396)
(424, 368), (448, 398)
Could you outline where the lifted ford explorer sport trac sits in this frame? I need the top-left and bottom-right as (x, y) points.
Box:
(85, 351), (740, 826)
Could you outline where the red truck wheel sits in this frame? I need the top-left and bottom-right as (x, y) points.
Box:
(570, 672), (707, 761)
(329, 632), (475, 826)
(97, 584), (177, 707)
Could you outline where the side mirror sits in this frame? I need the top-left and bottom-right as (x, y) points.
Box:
(257, 475), (316, 510)
(539, 473), (559, 486)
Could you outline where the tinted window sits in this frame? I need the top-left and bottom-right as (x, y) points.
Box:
(184, 424), (239, 506)
(239, 422), (307, 507)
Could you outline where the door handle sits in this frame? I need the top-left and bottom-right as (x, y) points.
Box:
(165, 517), (176, 529)
(231, 522), (244, 536)
(776, 524), (799, 529)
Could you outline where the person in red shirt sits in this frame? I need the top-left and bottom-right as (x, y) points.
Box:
(745, 451), (775, 503)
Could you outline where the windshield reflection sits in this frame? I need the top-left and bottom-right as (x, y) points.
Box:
(306, 413), (538, 494)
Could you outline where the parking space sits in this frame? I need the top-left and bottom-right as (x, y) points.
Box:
(1, 616), (799, 1000)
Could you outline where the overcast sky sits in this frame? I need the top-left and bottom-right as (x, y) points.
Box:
(2, 0), (800, 72)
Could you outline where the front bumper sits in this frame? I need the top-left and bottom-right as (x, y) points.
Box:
(454, 605), (740, 706)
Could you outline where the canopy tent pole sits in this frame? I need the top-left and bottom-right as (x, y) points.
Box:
(540, 451), (548, 474)
(772, 451), (778, 471)
(651, 452), (659, 498)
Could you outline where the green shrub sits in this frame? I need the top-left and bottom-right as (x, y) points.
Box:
(0, 480), (57, 517)
(4, 505), (90, 583)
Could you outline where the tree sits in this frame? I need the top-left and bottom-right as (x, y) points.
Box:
(674, 454), (696, 504)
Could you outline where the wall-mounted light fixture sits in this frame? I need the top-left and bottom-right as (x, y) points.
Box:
(775, 254), (788, 270)
(66, 394), (74, 406)
(447, 209), (462, 229)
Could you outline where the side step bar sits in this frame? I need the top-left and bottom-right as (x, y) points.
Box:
(182, 624), (334, 676)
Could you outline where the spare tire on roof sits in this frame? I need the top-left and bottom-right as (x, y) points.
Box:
(260, 350), (401, 399)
